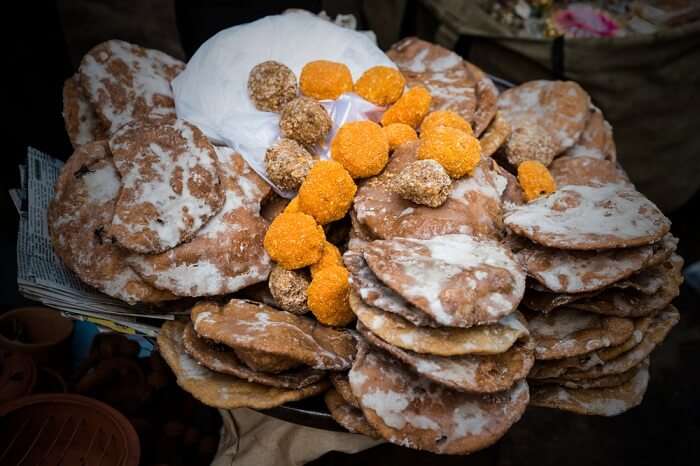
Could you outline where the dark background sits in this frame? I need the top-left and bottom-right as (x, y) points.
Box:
(6, 1), (699, 465)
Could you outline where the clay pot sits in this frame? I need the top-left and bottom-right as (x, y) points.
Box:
(0, 394), (140, 466)
(0, 349), (36, 403)
(34, 367), (67, 394)
(0, 307), (74, 367)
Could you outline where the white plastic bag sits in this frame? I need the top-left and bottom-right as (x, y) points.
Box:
(172, 11), (396, 196)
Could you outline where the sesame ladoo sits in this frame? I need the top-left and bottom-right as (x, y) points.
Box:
(247, 60), (298, 112)
(264, 138), (315, 191)
(279, 96), (332, 147)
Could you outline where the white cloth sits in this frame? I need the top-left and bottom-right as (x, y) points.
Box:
(172, 11), (395, 196)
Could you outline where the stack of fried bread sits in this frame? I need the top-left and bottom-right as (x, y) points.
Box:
(50, 28), (683, 456)
(335, 39), (534, 454)
(496, 81), (682, 417)
(157, 299), (355, 409)
(51, 40), (272, 306)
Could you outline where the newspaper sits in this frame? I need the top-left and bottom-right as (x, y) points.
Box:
(13, 147), (178, 337)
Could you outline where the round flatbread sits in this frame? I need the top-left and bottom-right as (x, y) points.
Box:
(530, 361), (649, 416)
(497, 80), (590, 155)
(516, 240), (655, 294)
(521, 236), (677, 313)
(479, 111), (511, 158)
(353, 142), (509, 241)
(504, 183), (671, 250)
(358, 322), (534, 394)
(79, 39), (185, 135)
(63, 74), (106, 147)
(560, 306), (679, 380)
(349, 340), (529, 454)
(127, 147), (271, 296)
(570, 255), (683, 317)
(558, 105), (616, 162)
(109, 119), (224, 254)
(350, 292), (528, 356)
(344, 249), (438, 328)
(528, 314), (654, 380)
(362, 234), (525, 327)
(549, 156), (629, 188)
(157, 321), (329, 409)
(465, 62), (498, 136)
(48, 141), (175, 304)
(191, 300), (356, 370)
(324, 389), (381, 438)
(535, 360), (646, 390)
(182, 323), (325, 389)
(527, 309), (634, 360)
(330, 372), (360, 409)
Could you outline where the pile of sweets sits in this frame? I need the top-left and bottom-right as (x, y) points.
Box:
(53, 31), (681, 456)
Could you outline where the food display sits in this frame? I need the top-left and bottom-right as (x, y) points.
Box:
(52, 12), (681, 457)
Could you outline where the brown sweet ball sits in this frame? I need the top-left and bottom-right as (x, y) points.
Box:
(279, 97), (332, 147)
(354, 66), (406, 106)
(383, 123), (418, 151)
(268, 264), (310, 315)
(331, 120), (389, 178)
(300, 60), (353, 100)
(265, 138), (315, 191)
(504, 123), (558, 167)
(393, 159), (452, 208)
(247, 61), (298, 112)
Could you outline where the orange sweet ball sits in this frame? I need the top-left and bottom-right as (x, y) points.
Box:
(298, 160), (357, 224)
(300, 60), (353, 100)
(331, 121), (389, 178)
(417, 126), (481, 179)
(283, 196), (300, 214)
(307, 265), (354, 327)
(383, 123), (418, 151)
(518, 160), (557, 202)
(380, 86), (431, 128)
(354, 66), (406, 106)
(263, 212), (325, 270)
(310, 241), (342, 278)
(420, 110), (474, 137)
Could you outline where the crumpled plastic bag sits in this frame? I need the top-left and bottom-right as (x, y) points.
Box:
(172, 10), (396, 196)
